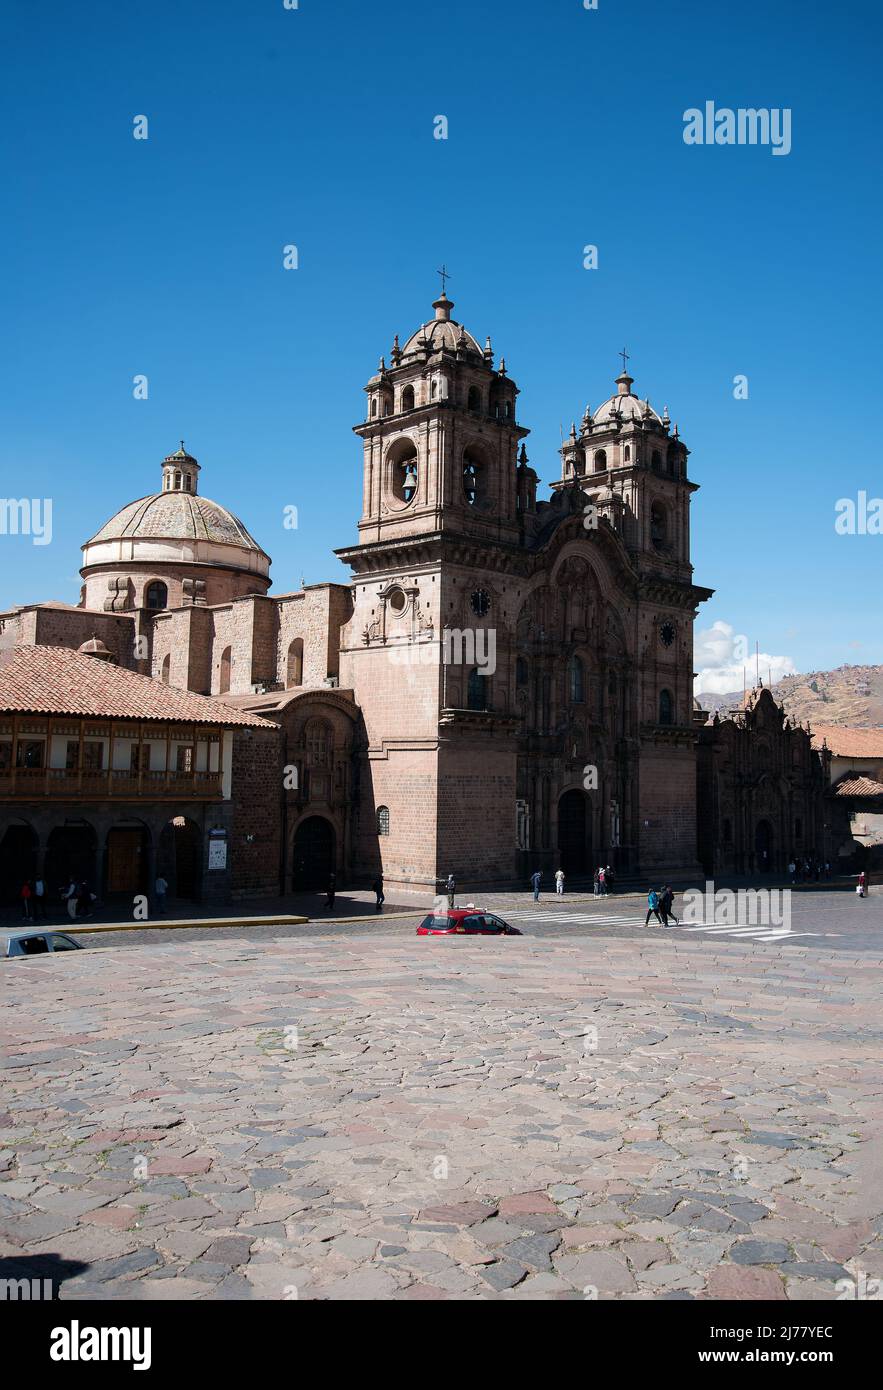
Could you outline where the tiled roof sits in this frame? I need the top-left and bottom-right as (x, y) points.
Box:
(0, 647), (277, 728)
(86, 492), (269, 555)
(811, 725), (883, 757)
(830, 775), (883, 799)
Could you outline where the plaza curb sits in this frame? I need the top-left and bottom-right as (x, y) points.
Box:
(66, 911), (419, 935)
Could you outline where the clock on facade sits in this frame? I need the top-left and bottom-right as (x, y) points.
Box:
(470, 589), (490, 617)
(660, 621), (676, 647)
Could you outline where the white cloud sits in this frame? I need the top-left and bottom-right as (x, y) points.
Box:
(693, 620), (797, 696)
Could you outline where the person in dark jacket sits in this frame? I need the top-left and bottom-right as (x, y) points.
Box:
(659, 885), (678, 927)
(372, 876), (385, 911)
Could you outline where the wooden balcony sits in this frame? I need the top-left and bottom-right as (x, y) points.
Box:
(0, 766), (224, 801)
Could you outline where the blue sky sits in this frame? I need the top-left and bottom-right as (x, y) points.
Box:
(2, 0), (880, 691)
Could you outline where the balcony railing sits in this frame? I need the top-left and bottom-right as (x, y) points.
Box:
(0, 766), (223, 800)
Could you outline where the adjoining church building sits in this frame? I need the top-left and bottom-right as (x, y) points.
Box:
(0, 293), (835, 900)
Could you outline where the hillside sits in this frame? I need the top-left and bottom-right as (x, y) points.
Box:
(696, 664), (883, 727)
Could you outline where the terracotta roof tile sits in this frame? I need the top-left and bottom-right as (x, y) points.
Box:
(0, 647), (277, 728)
(811, 725), (883, 757)
(830, 775), (883, 799)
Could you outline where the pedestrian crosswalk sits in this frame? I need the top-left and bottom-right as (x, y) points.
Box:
(503, 906), (822, 946)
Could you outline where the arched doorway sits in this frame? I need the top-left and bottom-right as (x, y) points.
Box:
(0, 821), (38, 903)
(755, 819), (774, 873)
(45, 823), (97, 896)
(158, 817), (201, 900)
(105, 824), (150, 896)
(291, 816), (335, 890)
(557, 790), (591, 876)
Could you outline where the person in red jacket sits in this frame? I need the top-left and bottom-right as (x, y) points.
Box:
(19, 880), (33, 921)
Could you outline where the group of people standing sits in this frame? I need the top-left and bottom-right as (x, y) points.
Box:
(787, 857), (830, 884)
(18, 876), (94, 921)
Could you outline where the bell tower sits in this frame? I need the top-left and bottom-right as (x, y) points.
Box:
(354, 292), (529, 547)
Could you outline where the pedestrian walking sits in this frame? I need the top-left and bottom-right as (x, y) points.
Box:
(593, 867), (601, 897)
(659, 885), (679, 928)
(372, 875), (385, 911)
(76, 881), (93, 919)
(598, 866), (607, 896)
(644, 888), (663, 926)
(857, 870), (867, 899)
(530, 869), (542, 902)
(19, 880), (33, 921)
(324, 872), (336, 912)
(155, 874), (168, 915)
(32, 875), (47, 918)
(788, 858), (796, 885)
(446, 873), (456, 909)
(605, 864), (615, 894)
(555, 868), (565, 896)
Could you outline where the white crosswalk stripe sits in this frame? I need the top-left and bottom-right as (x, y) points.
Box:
(502, 907), (821, 945)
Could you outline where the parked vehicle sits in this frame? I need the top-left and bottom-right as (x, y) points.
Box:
(2, 930), (84, 959)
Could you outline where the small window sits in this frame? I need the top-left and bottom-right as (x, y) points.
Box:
(623, 445), (631, 462)
(401, 385), (415, 412)
(569, 655), (585, 704)
(467, 669), (489, 710)
(176, 745), (194, 773)
(370, 399), (378, 417)
(377, 806), (390, 836)
(651, 502), (667, 547)
(286, 639), (304, 688)
(468, 386), (481, 413)
(49, 934), (80, 952)
(17, 740), (44, 769)
(82, 741), (104, 771)
(219, 646), (231, 694)
(65, 740), (79, 771)
(130, 744), (151, 772)
(145, 581), (168, 611)
(594, 450), (607, 472)
(652, 450), (662, 472)
(658, 689), (674, 726)
(161, 654), (171, 685)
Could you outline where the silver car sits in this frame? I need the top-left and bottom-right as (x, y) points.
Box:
(2, 929), (83, 959)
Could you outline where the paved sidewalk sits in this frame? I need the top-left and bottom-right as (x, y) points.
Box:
(2, 924), (882, 1300)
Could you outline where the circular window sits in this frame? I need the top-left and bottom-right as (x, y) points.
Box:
(388, 589), (407, 614)
(660, 621), (676, 648)
(470, 589), (490, 617)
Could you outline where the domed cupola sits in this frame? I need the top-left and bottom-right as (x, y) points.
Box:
(80, 445), (272, 613)
(161, 442), (201, 494)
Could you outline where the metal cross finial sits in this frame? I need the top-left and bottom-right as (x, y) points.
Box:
(437, 264), (451, 296)
(619, 347), (630, 374)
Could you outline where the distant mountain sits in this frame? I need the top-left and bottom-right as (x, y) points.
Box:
(696, 664), (883, 728)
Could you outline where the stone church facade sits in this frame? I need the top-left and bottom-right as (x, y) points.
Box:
(0, 292), (832, 897)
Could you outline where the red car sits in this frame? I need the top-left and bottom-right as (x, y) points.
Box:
(416, 908), (521, 936)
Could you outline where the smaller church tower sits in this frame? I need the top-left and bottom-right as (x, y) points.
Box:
(554, 358), (693, 575)
(353, 292), (529, 547)
(160, 443), (201, 494)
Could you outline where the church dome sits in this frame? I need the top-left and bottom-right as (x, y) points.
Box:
(400, 295), (483, 359)
(80, 445), (272, 611)
(87, 491), (266, 553)
(593, 371), (662, 426)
